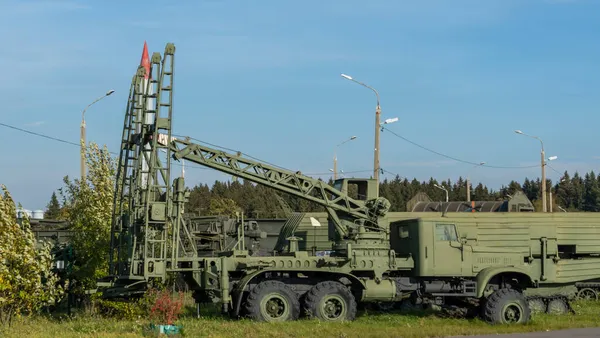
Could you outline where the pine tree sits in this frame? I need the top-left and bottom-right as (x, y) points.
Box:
(571, 172), (585, 210)
(583, 171), (600, 212)
(554, 171), (572, 210)
(180, 169), (600, 215)
(521, 178), (539, 203)
(44, 192), (62, 219)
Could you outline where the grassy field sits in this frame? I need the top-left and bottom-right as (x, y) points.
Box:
(2, 300), (600, 338)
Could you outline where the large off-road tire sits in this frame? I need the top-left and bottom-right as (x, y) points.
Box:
(481, 288), (531, 324)
(546, 298), (569, 315)
(303, 281), (357, 322)
(243, 280), (300, 322)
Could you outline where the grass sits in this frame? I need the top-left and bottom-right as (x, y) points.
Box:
(2, 300), (600, 338)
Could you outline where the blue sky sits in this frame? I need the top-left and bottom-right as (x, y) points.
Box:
(1, 0), (599, 210)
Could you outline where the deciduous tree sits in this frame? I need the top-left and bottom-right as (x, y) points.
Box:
(0, 185), (65, 326)
(58, 142), (115, 292)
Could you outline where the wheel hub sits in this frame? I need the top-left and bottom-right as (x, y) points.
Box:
(322, 296), (345, 319)
(262, 295), (287, 319)
(503, 304), (522, 323)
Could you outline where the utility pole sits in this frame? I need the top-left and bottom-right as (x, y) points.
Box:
(515, 130), (556, 213)
(541, 148), (546, 212)
(340, 74), (381, 194)
(80, 90), (115, 181)
(374, 103), (381, 186)
(333, 136), (357, 180)
(466, 181), (470, 203)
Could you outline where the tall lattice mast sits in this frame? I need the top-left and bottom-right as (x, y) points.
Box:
(108, 64), (147, 277)
(107, 43), (177, 283)
(137, 43), (176, 281)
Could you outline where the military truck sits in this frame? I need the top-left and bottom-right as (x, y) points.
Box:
(276, 209), (600, 306)
(273, 191), (537, 254)
(101, 42), (600, 325)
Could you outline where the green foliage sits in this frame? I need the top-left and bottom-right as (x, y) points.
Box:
(0, 185), (66, 326)
(208, 196), (241, 216)
(85, 287), (184, 324)
(184, 170), (600, 215)
(57, 142), (116, 292)
(92, 299), (142, 320)
(44, 192), (63, 220)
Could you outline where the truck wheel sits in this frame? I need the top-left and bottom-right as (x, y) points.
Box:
(546, 298), (568, 315)
(303, 281), (357, 322)
(243, 280), (300, 322)
(527, 298), (546, 314)
(576, 288), (598, 301)
(482, 288), (530, 324)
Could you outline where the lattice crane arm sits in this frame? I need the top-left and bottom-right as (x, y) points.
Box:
(161, 136), (390, 238)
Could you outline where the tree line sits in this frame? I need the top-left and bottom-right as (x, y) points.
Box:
(180, 170), (600, 218)
(44, 169), (600, 221)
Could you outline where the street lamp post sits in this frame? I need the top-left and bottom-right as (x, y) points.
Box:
(329, 168), (345, 179)
(81, 89), (115, 180)
(434, 184), (449, 202)
(333, 136), (357, 180)
(466, 162), (486, 202)
(514, 130), (557, 212)
(340, 74), (381, 192)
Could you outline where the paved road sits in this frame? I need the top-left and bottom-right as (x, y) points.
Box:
(450, 327), (600, 338)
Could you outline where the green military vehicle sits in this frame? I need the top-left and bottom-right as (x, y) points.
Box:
(276, 199), (600, 306)
(100, 42), (600, 325)
(274, 191), (537, 254)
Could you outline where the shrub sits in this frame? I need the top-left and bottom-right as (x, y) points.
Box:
(93, 299), (143, 320)
(148, 289), (185, 325)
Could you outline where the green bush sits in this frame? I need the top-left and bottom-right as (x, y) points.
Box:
(93, 299), (143, 320)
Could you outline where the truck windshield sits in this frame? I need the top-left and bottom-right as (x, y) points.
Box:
(435, 223), (458, 242)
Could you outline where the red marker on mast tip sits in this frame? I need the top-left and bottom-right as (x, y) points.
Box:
(140, 41), (150, 79)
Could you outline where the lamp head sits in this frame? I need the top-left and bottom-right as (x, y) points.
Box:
(384, 117), (399, 124)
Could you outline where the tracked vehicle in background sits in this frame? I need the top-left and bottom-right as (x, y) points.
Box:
(99, 42), (600, 324)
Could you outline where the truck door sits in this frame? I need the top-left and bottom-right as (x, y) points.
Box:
(433, 223), (464, 275)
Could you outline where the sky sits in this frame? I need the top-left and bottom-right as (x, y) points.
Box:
(1, 0), (599, 210)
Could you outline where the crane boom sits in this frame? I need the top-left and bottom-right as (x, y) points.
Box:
(158, 135), (391, 238)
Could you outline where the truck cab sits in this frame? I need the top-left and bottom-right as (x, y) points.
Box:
(390, 217), (527, 278)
